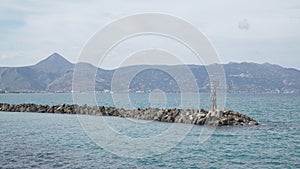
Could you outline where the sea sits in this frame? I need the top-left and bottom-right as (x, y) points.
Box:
(0, 93), (299, 168)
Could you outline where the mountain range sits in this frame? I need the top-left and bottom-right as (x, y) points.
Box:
(0, 53), (299, 94)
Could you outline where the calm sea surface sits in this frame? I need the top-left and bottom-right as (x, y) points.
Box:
(0, 93), (299, 168)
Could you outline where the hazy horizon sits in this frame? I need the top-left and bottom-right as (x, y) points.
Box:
(0, 52), (298, 71)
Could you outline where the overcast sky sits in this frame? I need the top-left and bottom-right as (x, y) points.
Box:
(0, 0), (299, 69)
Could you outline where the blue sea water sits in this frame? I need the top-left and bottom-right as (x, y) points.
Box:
(0, 93), (299, 168)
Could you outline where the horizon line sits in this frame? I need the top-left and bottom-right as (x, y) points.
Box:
(0, 52), (298, 71)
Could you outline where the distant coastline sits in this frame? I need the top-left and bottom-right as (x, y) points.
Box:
(0, 53), (299, 94)
(0, 91), (298, 95)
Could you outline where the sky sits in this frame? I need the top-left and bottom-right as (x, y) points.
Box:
(0, 0), (300, 69)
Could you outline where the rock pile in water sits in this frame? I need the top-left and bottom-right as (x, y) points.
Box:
(0, 103), (259, 126)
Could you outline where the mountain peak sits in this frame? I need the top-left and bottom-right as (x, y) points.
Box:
(48, 52), (61, 58)
(39, 52), (69, 64)
(34, 53), (73, 73)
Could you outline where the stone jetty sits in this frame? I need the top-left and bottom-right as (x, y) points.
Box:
(0, 103), (259, 126)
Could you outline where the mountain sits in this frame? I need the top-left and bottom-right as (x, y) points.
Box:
(33, 52), (73, 73)
(0, 53), (74, 92)
(224, 62), (300, 93)
(0, 53), (299, 94)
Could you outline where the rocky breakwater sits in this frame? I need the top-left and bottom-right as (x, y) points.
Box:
(0, 103), (259, 126)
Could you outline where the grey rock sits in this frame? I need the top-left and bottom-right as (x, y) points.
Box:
(0, 103), (259, 126)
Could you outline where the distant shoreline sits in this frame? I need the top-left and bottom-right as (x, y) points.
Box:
(0, 91), (298, 95)
(1, 53), (299, 94)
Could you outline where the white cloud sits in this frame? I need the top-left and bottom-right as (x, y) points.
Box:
(0, 0), (299, 68)
(0, 54), (15, 59)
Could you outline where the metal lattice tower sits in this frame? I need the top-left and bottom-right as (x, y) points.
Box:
(210, 81), (219, 111)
